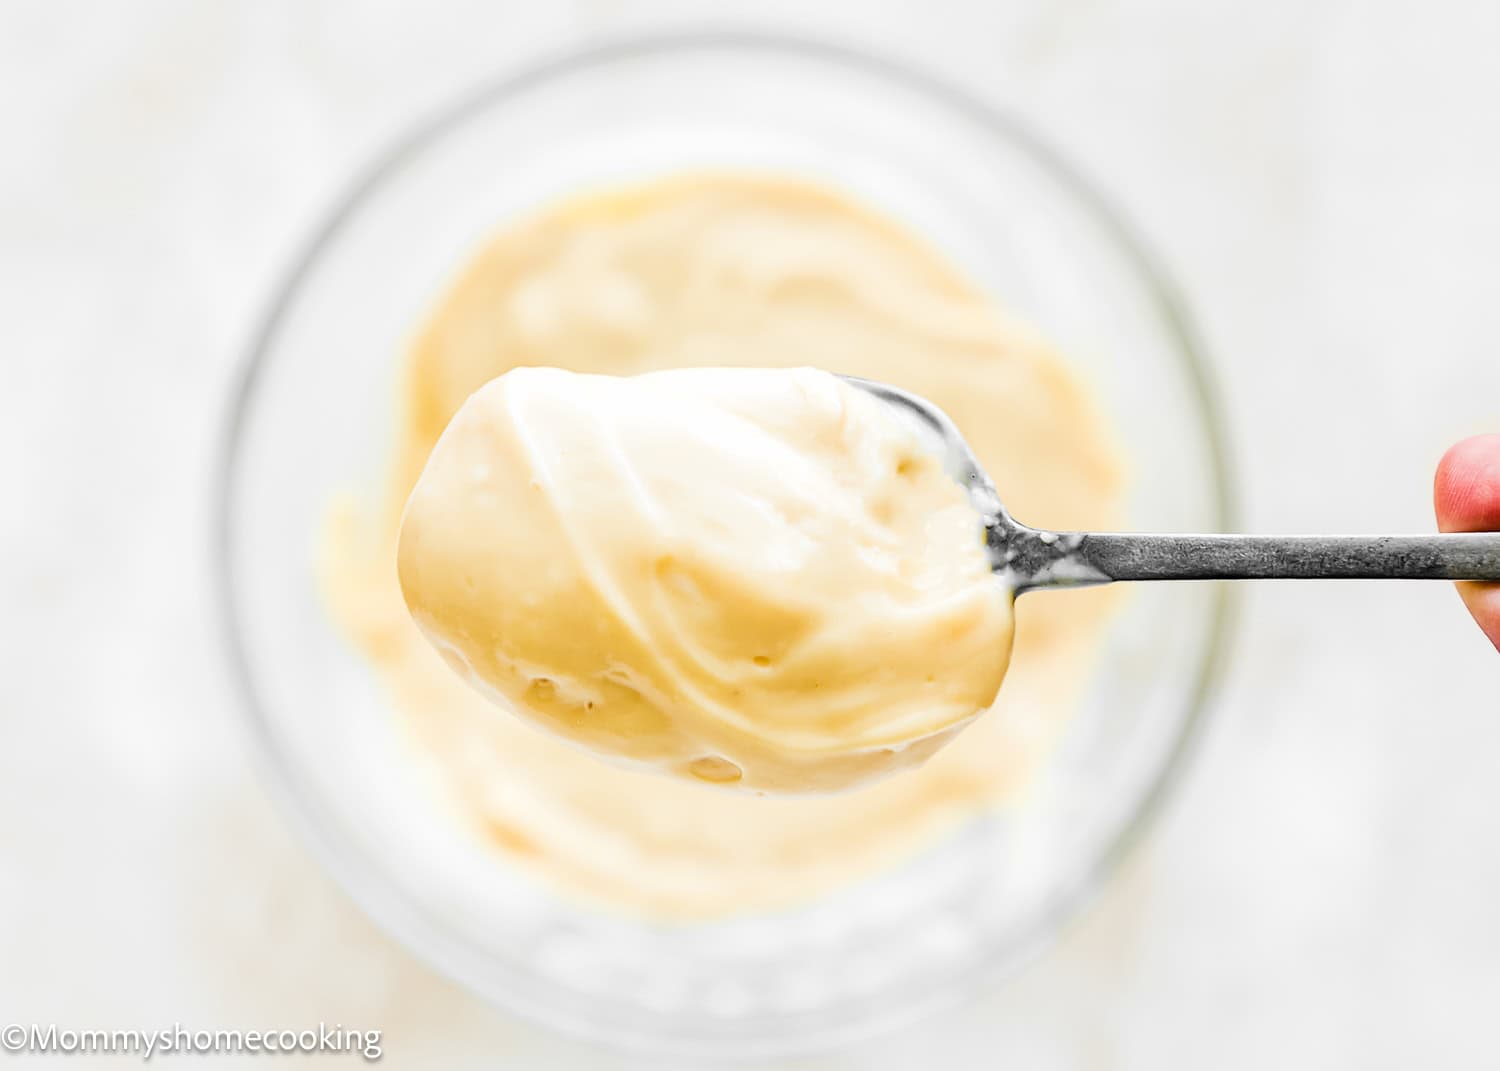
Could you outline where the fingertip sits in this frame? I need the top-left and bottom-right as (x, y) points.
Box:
(1435, 433), (1500, 533)
(1458, 583), (1500, 653)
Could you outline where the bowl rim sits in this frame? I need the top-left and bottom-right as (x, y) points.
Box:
(214, 29), (1239, 1056)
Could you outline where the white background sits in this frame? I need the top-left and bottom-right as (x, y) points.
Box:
(4, 1), (1499, 1067)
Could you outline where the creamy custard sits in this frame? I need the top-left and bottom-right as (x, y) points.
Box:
(396, 365), (1013, 794)
(324, 174), (1124, 917)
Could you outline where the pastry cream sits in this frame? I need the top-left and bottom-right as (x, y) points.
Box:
(396, 365), (1013, 794)
(324, 174), (1124, 917)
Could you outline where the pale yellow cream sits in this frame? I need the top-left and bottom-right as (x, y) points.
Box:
(397, 365), (1013, 794)
(324, 174), (1124, 917)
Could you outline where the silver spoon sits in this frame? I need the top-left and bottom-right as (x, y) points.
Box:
(846, 377), (1500, 592)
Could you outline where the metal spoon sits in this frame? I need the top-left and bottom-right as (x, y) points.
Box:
(846, 377), (1500, 593)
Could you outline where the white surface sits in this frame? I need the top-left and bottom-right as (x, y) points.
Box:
(3, 1), (1498, 1067)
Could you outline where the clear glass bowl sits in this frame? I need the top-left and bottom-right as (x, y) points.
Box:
(217, 34), (1234, 1057)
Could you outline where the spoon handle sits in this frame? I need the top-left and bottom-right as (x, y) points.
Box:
(1033, 531), (1500, 586)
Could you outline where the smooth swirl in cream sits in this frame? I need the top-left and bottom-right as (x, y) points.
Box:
(396, 365), (1015, 794)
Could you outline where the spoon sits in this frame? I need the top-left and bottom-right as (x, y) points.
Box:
(845, 376), (1500, 592)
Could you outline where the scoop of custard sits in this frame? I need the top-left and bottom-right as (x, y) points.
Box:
(396, 365), (1013, 793)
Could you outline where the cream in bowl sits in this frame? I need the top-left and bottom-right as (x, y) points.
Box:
(323, 173), (1124, 916)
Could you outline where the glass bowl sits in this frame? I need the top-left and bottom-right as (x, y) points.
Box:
(217, 33), (1234, 1057)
